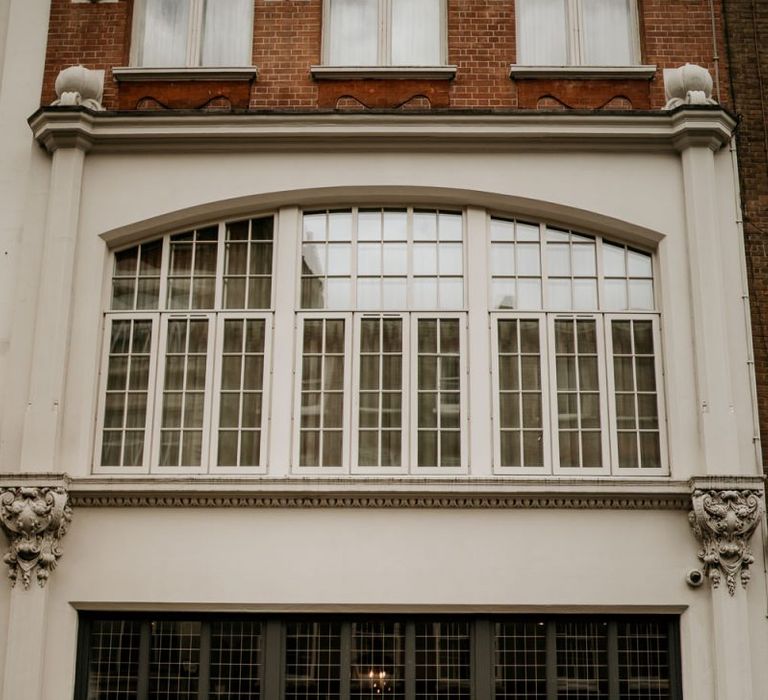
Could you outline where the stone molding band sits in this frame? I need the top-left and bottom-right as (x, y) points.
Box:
(1, 476), (764, 591)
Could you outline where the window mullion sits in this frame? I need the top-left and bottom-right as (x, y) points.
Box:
(607, 621), (620, 698)
(473, 619), (493, 700)
(340, 622), (352, 698)
(262, 620), (283, 699)
(197, 621), (211, 700)
(138, 620), (151, 700)
(405, 621), (416, 700)
(380, 0), (391, 65)
(569, 0), (583, 64)
(188, 0), (204, 66)
(545, 621), (557, 700)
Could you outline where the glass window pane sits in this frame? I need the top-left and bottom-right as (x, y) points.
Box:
(413, 244), (438, 275)
(573, 279), (597, 310)
(358, 244), (381, 275)
(491, 245), (516, 276)
(604, 279), (627, 311)
(628, 279), (654, 309)
(491, 219), (515, 241)
(582, 0), (633, 65)
(328, 0), (378, 65)
(328, 211), (353, 241)
(603, 243), (626, 276)
(547, 244), (571, 276)
(382, 243), (407, 275)
(517, 0), (568, 64)
(327, 244), (351, 275)
(139, 0), (190, 66)
(548, 279), (571, 309)
(391, 0), (441, 65)
(517, 244), (540, 275)
(202, 0), (253, 66)
(572, 244), (596, 276)
(628, 249), (653, 277)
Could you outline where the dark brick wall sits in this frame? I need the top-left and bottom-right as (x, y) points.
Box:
(723, 0), (768, 467)
(42, 0), (731, 111)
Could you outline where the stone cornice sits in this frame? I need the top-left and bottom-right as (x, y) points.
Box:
(45, 476), (693, 509)
(27, 106), (736, 155)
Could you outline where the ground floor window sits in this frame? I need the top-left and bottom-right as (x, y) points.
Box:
(76, 613), (681, 699)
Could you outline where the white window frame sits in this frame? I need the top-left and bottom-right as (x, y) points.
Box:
(547, 313), (612, 476)
(490, 312), (551, 475)
(322, 0), (448, 66)
(409, 312), (468, 474)
(292, 312), (354, 474)
(209, 312), (273, 475)
(150, 313), (217, 474)
(93, 314), (161, 475)
(515, 0), (641, 67)
(351, 312), (411, 475)
(130, 0), (255, 68)
(604, 313), (668, 474)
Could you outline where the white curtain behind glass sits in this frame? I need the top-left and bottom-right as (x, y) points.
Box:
(581, 0), (633, 64)
(516, 0), (568, 65)
(140, 0), (190, 66)
(202, 0), (253, 66)
(391, 0), (441, 65)
(328, 0), (378, 65)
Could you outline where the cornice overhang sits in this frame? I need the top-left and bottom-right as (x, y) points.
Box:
(27, 106), (736, 155)
(39, 476), (693, 509)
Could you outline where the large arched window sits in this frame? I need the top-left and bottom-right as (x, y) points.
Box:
(95, 208), (665, 476)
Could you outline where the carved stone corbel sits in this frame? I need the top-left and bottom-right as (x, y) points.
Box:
(689, 485), (764, 595)
(0, 487), (72, 589)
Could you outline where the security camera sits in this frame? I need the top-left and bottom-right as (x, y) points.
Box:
(686, 569), (704, 587)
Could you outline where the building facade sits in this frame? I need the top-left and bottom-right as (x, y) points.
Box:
(0, 1), (766, 698)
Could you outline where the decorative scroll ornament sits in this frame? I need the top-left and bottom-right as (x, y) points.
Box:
(663, 63), (717, 110)
(52, 65), (105, 111)
(689, 488), (764, 595)
(0, 487), (72, 589)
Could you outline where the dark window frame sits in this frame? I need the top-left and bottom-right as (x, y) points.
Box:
(74, 612), (682, 700)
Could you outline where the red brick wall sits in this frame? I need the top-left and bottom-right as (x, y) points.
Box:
(41, 0), (731, 111)
(723, 0), (768, 468)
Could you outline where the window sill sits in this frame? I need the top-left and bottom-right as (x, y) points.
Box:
(311, 65), (457, 81)
(509, 65), (657, 80)
(112, 67), (259, 83)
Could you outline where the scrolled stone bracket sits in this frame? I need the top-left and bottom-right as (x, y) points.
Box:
(0, 487), (72, 589)
(688, 478), (765, 595)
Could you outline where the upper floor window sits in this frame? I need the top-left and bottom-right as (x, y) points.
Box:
(516, 0), (639, 66)
(325, 0), (445, 66)
(132, 0), (254, 68)
(95, 207), (665, 478)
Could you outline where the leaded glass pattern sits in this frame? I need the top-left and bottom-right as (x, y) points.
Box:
(555, 621), (609, 699)
(357, 317), (404, 467)
(209, 621), (263, 698)
(285, 622), (343, 699)
(76, 615), (680, 700)
(85, 620), (142, 699)
(417, 318), (462, 467)
(415, 622), (472, 699)
(495, 621), (547, 699)
(100, 319), (153, 467)
(351, 622), (405, 699)
(299, 318), (346, 467)
(618, 621), (672, 699)
(149, 621), (201, 699)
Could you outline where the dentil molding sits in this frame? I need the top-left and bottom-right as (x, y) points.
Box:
(0, 487), (72, 589)
(689, 477), (765, 595)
